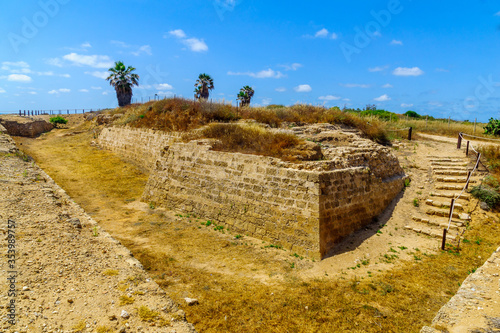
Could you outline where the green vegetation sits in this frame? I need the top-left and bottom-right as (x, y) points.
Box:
(49, 116), (68, 127)
(470, 184), (500, 209)
(484, 118), (500, 136)
(106, 61), (139, 107)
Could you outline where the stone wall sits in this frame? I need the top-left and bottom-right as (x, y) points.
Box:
(141, 140), (405, 259)
(98, 126), (180, 171)
(0, 116), (53, 138)
(99, 125), (405, 259)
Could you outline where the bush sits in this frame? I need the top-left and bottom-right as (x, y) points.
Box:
(404, 110), (421, 119)
(483, 118), (500, 136)
(49, 116), (68, 127)
(470, 184), (500, 209)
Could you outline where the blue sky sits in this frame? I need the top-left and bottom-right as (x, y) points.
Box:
(1, 0), (500, 122)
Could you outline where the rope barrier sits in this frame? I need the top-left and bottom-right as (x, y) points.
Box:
(460, 132), (500, 142)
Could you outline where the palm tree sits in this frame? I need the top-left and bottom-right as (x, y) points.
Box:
(237, 85), (254, 107)
(194, 73), (214, 100)
(106, 61), (139, 107)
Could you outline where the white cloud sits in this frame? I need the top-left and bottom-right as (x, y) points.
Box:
(182, 38), (208, 52)
(374, 94), (391, 102)
(102, 91), (109, 95)
(495, 11), (500, 16)
(401, 103), (413, 108)
(392, 67), (424, 76)
(382, 83), (393, 88)
(315, 28), (329, 38)
(60, 74), (71, 78)
(228, 68), (284, 79)
(279, 63), (303, 71)
(390, 40), (403, 45)
(1, 61), (31, 73)
(157, 91), (174, 97)
(155, 83), (173, 90)
(319, 95), (341, 101)
(46, 58), (64, 67)
(262, 98), (272, 106)
(48, 88), (70, 94)
(0, 88), (6, 93)
(62, 53), (114, 68)
(132, 45), (152, 56)
(331, 32), (338, 40)
(85, 71), (108, 79)
(8, 74), (32, 82)
(436, 68), (449, 72)
(111, 40), (131, 48)
(428, 101), (443, 107)
(275, 87), (286, 92)
(168, 29), (208, 52)
(340, 83), (370, 88)
(372, 31), (382, 37)
(79, 89), (89, 92)
(81, 42), (92, 48)
(368, 65), (388, 72)
(91, 86), (102, 90)
(295, 84), (312, 93)
(168, 29), (187, 39)
(28, 91), (37, 95)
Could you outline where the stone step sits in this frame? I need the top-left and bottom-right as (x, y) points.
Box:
(431, 162), (468, 167)
(435, 184), (467, 191)
(429, 158), (465, 162)
(425, 199), (463, 211)
(425, 208), (471, 221)
(435, 176), (476, 184)
(412, 216), (464, 230)
(434, 170), (469, 176)
(429, 192), (470, 200)
(432, 166), (468, 171)
(404, 225), (456, 241)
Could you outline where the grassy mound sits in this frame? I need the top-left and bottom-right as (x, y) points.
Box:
(112, 98), (389, 144)
(184, 123), (323, 162)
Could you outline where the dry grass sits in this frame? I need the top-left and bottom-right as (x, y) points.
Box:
(385, 118), (489, 139)
(14, 118), (500, 333)
(185, 123), (322, 162)
(112, 98), (389, 144)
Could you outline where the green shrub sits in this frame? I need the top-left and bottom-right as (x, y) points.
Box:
(483, 118), (500, 136)
(470, 184), (500, 208)
(404, 110), (421, 119)
(49, 116), (68, 127)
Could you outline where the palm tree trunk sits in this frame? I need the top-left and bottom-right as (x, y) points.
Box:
(116, 90), (132, 107)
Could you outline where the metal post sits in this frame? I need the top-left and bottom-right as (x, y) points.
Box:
(466, 141), (470, 156)
(408, 127), (412, 141)
(448, 116), (451, 128)
(457, 133), (462, 149)
(19, 110), (21, 116)
(441, 229), (447, 250)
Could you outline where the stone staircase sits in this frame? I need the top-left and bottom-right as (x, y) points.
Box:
(405, 156), (477, 243)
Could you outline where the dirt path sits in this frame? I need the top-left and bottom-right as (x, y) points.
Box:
(0, 132), (196, 333)
(8, 117), (500, 332)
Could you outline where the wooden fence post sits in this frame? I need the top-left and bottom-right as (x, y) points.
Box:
(408, 127), (412, 141)
(441, 229), (447, 250)
(474, 118), (477, 135)
(465, 171), (471, 190)
(466, 141), (469, 156)
(457, 133), (462, 149)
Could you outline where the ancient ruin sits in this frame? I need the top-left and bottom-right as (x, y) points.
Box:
(99, 123), (406, 258)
